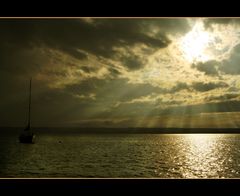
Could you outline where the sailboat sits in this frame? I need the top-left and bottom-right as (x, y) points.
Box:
(19, 78), (35, 143)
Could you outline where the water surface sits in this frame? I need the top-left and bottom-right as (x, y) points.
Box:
(1, 133), (240, 178)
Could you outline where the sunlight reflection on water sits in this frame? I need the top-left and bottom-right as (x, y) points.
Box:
(1, 133), (240, 178)
(180, 134), (225, 178)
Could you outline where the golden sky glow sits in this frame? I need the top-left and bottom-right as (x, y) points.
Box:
(180, 21), (212, 63)
(1, 18), (240, 127)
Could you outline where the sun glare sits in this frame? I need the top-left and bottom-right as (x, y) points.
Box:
(180, 21), (213, 63)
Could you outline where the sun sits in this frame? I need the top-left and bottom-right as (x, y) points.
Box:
(180, 21), (213, 63)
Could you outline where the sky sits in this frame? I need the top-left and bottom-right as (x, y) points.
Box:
(1, 18), (240, 128)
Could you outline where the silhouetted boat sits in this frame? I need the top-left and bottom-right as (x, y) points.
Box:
(19, 78), (35, 143)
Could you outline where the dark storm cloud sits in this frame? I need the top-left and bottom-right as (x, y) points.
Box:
(0, 18), (206, 127)
(192, 60), (219, 76)
(64, 78), (191, 103)
(219, 44), (240, 75)
(0, 84), (104, 126)
(201, 19), (240, 76)
(62, 48), (87, 60)
(228, 86), (239, 92)
(161, 100), (240, 115)
(205, 93), (239, 102)
(32, 89), (97, 115)
(168, 82), (189, 93)
(108, 66), (121, 75)
(90, 19), (171, 48)
(0, 18), (191, 76)
(93, 101), (159, 118)
(64, 78), (162, 102)
(0, 20), (42, 75)
(80, 65), (98, 73)
(121, 55), (145, 70)
(192, 82), (228, 92)
(0, 19), (169, 61)
(0, 43), (43, 75)
(154, 98), (184, 106)
(94, 99), (240, 119)
(204, 18), (240, 28)
(141, 18), (191, 34)
(192, 44), (240, 76)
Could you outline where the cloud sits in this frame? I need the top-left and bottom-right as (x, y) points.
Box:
(0, 44), (47, 76)
(205, 93), (239, 102)
(0, 19), (193, 92)
(161, 100), (240, 115)
(204, 18), (240, 29)
(141, 18), (191, 35)
(3, 18), (240, 127)
(168, 82), (189, 93)
(62, 112), (240, 128)
(0, 18), (192, 79)
(0, 19), (170, 60)
(192, 82), (228, 92)
(64, 78), (162, 103)
(121, 55), (146, 70)
(192, 60), (220, 76)
(74, 93), (96, 100)
(192, 44), (240, 76)
(63, 79), (191, 114)
(219, 44), (240, 75)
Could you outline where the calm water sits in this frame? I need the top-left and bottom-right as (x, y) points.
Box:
(1, 132), (240, 178)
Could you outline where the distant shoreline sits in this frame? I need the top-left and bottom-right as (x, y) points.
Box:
(1, 127), (240, 134)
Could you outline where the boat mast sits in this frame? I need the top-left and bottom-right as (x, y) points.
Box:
(27, 78), (32, 129)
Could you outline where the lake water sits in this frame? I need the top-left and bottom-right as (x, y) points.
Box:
(1, 132), (240, 178)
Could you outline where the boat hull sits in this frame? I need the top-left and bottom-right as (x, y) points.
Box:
(19, 134), (35, 143)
